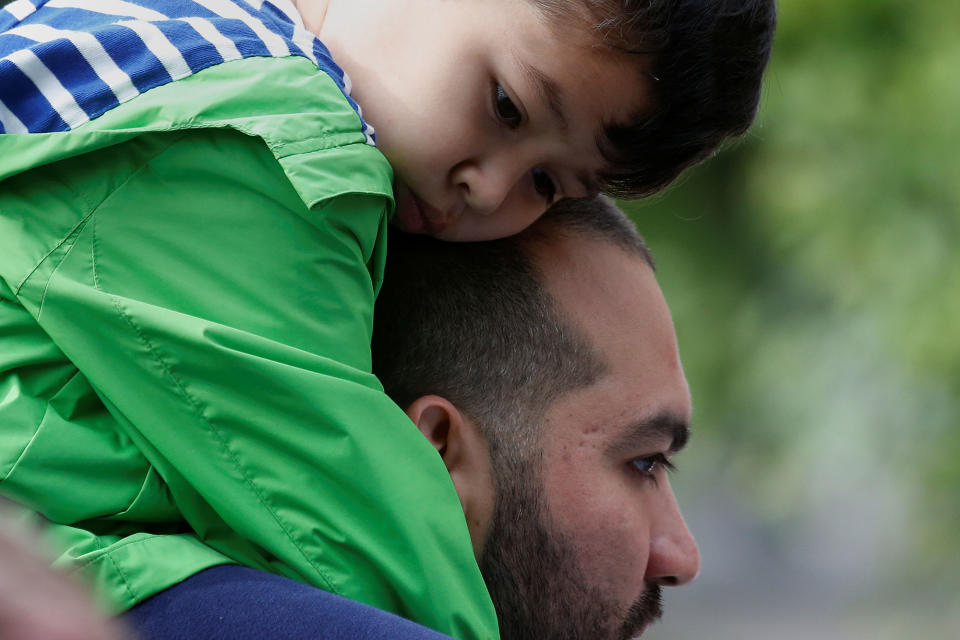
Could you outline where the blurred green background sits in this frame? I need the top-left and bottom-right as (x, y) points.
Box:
(635, 1), (960, 637)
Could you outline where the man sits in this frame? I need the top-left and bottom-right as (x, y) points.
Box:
(123, 196), (699, 639)
(371, 195), (699, 639)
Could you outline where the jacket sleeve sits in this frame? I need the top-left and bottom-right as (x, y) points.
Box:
(0, 128), (498, 640)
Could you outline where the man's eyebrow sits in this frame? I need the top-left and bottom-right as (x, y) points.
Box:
(605, 412), (691, 456)
(515, 55), (568, 133)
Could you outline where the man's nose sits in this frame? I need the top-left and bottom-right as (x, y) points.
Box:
(645, 481), (700, 587)
(451, 153), (530, 217)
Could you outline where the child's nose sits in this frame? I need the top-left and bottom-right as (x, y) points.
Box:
(452, 154), (529, 217)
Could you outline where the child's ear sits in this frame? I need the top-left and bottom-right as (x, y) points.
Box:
(404, 395), (495, 557)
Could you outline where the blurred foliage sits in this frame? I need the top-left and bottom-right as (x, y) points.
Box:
(623, 0), (959, 583)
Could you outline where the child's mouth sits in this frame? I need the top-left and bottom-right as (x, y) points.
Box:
(395, 187), (448, 235)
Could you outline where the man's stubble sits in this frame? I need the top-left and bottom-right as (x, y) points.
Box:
(478, 457), (663, 640)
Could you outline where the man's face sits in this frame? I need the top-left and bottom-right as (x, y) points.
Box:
(480, 233), (699, 639)
(319, 0), (647, 241)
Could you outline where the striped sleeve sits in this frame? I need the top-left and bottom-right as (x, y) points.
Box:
(0, 0), (373, 142)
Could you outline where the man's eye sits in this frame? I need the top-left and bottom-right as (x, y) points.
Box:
(494, 85), (522, 129)
(532, 168), (557, 204)
(630, 454), (676, 480)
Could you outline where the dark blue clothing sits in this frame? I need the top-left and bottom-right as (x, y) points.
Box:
(125, 565), (456, 640)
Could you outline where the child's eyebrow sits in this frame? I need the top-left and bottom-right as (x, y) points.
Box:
(514, 54), (568, 133)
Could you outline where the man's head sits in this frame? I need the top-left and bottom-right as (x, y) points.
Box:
(373, 197), (699, 638)
(302, 0), (776, 241)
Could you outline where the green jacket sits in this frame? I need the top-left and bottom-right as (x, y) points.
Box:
(0, 56), (498, 640)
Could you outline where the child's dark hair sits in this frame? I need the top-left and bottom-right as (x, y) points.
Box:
(532, 0), (777, 198)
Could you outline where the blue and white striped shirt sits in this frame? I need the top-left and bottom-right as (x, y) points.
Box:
(0, 0), (373, 143)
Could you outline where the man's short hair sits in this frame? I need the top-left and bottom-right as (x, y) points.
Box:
(531, 0), (777, 198)
(372, 197), (653, 463)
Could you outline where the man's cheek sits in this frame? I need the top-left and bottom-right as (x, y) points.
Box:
(562, 497), (652, 593)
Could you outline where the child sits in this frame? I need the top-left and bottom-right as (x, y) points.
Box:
(0, 0), (775, 638)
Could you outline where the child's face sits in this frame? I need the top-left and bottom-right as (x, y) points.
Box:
(321, 0), (647, 241)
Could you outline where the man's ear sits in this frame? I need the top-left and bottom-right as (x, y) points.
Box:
(404, 395), (495, 557)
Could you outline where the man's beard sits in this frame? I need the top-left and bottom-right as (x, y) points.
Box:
(478, 461), (663, 640)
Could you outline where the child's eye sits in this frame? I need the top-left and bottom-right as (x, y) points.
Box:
(532, 168), (557, 204)
(494, 84), (523, 129)
(630, 453), (676, 481)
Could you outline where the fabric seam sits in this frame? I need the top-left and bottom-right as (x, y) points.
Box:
(87, 139), (338, 594)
